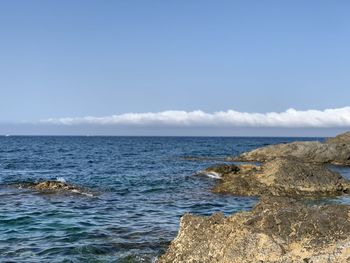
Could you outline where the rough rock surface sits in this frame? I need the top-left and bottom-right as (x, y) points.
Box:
(205, 159), (350, 197)
(233, 131), (350, 165)
(17, 180), (91, 195)
(157, 197), (350, 263)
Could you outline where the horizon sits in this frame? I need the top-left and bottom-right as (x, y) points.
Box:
(0, 124), (348, 137)
(0, 134), (328, 138)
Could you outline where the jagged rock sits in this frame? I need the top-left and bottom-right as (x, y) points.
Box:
(233, 131), (350, 165)
(205, 158), (350, 197)
(34, 181), (77, 191)
(157, 197), (350, 263)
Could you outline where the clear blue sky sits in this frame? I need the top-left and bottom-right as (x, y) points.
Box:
(1, 1), (350, 135)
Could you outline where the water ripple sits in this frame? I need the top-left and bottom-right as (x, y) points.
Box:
(0, 136), (345, 262)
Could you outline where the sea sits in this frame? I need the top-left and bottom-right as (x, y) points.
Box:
(1, 136), (349, 263)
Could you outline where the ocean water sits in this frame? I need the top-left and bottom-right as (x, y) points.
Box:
(0, 136), (349, 263)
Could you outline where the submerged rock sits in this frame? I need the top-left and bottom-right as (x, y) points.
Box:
(17, 180), (93, 196)
(206, 158), (350, 197)
(34, 181), (77, 191)
(233, 131), (350, 165)
(157, 197), (350, 263)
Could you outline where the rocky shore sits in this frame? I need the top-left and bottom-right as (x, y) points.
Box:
(158, 197), (350, 263)
(158, 132), (350, 263)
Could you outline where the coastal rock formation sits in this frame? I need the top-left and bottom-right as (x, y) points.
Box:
(204, 158), (350, 197)
(233, 131), (350, 165)
(157, 197), (350, 263)
(159, 132), (350, 262)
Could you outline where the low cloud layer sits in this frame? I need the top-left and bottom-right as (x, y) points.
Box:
(41, 107), (350, 128)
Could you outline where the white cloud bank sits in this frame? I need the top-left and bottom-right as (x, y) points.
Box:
(41, 107), (350, 128)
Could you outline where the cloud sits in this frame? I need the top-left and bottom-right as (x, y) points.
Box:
(41, 107), (350, 128)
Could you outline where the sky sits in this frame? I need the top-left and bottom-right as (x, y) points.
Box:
(1, 0), (350, 136)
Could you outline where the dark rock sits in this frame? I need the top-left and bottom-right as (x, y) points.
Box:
(205, 163), (240, 175)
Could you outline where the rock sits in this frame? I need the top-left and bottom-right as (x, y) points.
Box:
(234, 131), (350, 165)
(34, 181), (77, 191)
(206, 158), (350, 197)
(205, 163), (240, 175)
(17, 180), (92, 196)
(157, 197), (350, 263)
(326, 131), (350, 144)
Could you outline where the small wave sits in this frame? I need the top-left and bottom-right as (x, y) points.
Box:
(71, 189), (94, 197)
(181, 156), (227, 161)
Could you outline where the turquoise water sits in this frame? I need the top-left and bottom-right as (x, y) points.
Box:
(0, 136), (348, 262)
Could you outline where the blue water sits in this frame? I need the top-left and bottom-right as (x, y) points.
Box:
(0, 136), (348, 262)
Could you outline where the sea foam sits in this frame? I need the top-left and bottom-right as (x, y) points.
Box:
(56, 177), (66, 183)
(199, 171), (222, 179)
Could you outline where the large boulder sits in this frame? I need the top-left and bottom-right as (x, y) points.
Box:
(233, 131), (350, 165)
(204, 158), (350, 197)
(157, 197), (350, 263)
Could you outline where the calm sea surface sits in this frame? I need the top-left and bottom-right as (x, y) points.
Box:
(1, 136), (349, 262)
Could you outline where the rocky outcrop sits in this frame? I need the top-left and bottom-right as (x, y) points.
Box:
(17, 180), (93, 196)
(204, 158), (350, 197)
(158, 133), (350, 262)
(157, 197), (350, 263)
(233, 131), (350, 165)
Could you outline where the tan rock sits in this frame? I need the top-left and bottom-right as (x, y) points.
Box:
(16, 180), (93, 196)
(157, 197), (350, 263)
(233, 131), (350, 165)
(204, 158), (350, 197)
(34, 181), (74, 191)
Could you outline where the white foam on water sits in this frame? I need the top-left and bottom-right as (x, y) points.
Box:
(56, 177), (66, 183)
(200, 171), (222, 179)
(71, 188), (94, 197)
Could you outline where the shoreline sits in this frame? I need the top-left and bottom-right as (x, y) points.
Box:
(158, 132), (350, 262)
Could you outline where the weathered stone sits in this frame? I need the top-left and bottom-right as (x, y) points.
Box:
(233, 131), (350, 166)
(17, 180), (92, 196)
(206, 158), (350, 197)
(34, 181), (76, 191)
(157, 197), (350, 263)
